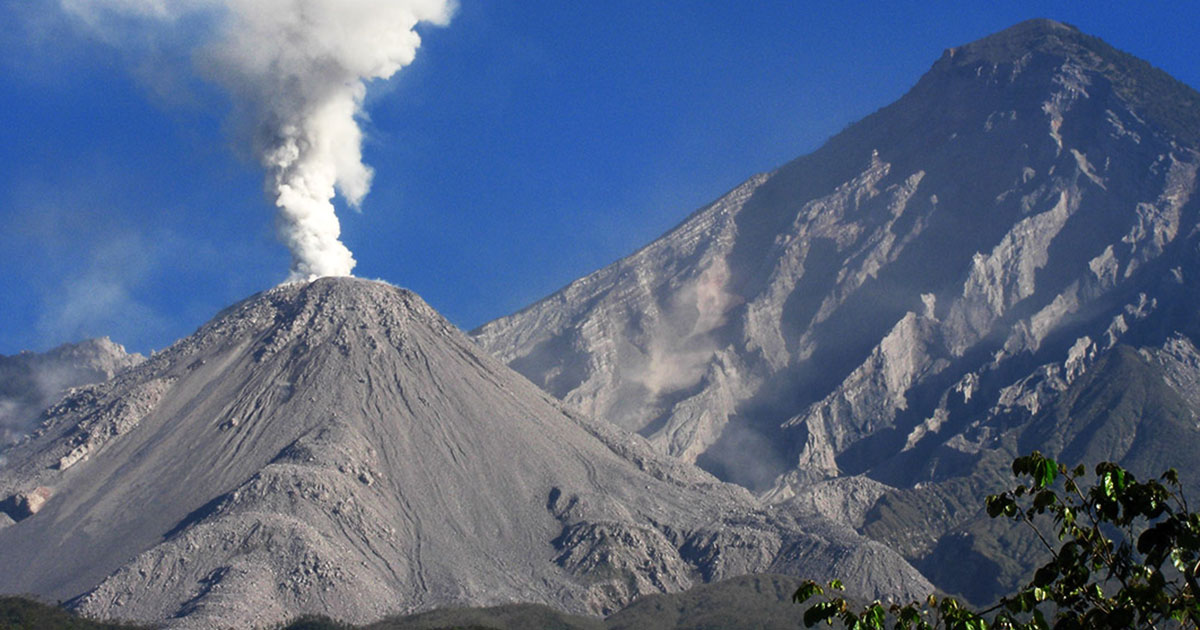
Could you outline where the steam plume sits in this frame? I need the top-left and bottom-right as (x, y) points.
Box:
(61, 0), (455, 281)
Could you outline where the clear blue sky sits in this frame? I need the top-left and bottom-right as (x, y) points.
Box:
(2, 1), (1198, 355)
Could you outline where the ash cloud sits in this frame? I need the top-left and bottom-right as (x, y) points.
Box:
(0, 365), (76, 448)
(59, 0), (455, 281)
(0, 399), (22, 450)
(0, 339), (144, 449)
(632, 259), (737, 396)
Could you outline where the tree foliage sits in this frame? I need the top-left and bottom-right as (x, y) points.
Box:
(0, 596), (151, 630)
(795, 452), (1200, 629)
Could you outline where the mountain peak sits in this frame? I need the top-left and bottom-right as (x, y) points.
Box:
(216, 276), (434, 327)
(944, 18), (1081, 65)
(180, 276), (452, 366)
(930, 18), (1200, 147)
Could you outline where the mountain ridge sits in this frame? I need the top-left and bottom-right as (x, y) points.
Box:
(472, 18), (1200, 602)
(474, 17), (1200, 477)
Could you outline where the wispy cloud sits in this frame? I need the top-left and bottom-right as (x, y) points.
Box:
(34, 231), (172, 351)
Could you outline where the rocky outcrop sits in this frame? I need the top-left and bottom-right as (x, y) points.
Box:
(0, 486), (53, 522)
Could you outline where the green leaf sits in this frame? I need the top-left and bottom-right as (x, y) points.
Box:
(829, 578), (844, 591)
(865, 603), (885, 628)
(1012, 456), (1030, 476)
(803, 601), (839, 628)
(1171, 548), (1188, 572)
(902, 606), (925, 622)
(1033, 565), (1057, 587)
(1036, 458), (1058, 489)
(793, 580), (823, 604)
(987, 495), (1013, 518)
(1162, 468), (1179, 485)
(1033, 489), (1057, 512)
(1032, 608), (1049, 630)
(1096, 463), (1129, 503)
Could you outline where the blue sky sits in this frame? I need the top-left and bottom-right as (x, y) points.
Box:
(2, 1), (1198, 355)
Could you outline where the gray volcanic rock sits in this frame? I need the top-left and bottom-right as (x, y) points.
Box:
(0, 338), (143, 447)
(0, 278), (929, 628)
(473, 19), (1200, 601)
(473, 18), (1200, 488)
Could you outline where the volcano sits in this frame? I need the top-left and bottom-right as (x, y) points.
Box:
(0, 278), (926, 628)
(473, 19), (1200, 602)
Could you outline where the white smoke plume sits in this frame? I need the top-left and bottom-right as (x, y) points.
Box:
(60, 0), (455, 281)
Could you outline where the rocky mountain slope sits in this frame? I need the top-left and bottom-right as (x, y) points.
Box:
(0, 338), (143, 447)
(0, 278), (928, 628)
(473, 19), (1200, 601)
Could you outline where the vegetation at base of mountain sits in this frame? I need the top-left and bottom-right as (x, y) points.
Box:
(273, 575), (806, 630)
(0, 596), (151, 630)
(606, 574), (804, 630)
(795, 452), (1200, 629)
(277, 616), (353, 630)
(281, 624), (510, 630)
(287, 603), (601, 630)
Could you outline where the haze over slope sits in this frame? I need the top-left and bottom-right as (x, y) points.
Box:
(0, 339), (142, 447)
(473, 19), (1200, 601)
(0, 278), (928, 628)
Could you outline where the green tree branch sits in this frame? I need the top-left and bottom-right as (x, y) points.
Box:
(796, 452), (1200, 630)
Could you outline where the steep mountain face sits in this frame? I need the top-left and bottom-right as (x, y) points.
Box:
(473, 19), (1200, 599)
(0, 338), (143, 447)
(0, 278), (929, 628)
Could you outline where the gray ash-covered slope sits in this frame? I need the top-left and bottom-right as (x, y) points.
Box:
(0, 338), (143, 447)
(473, 19), (1200, 600)
(0, 277), (928, 629)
